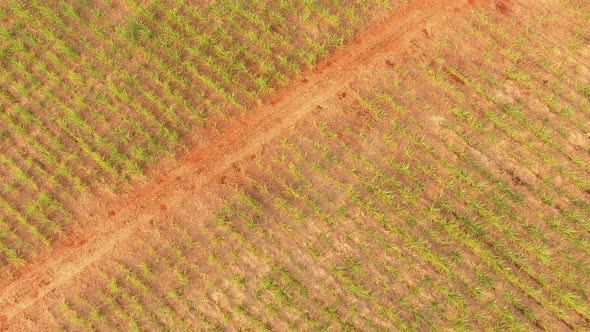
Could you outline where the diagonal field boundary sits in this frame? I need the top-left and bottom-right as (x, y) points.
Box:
(0, 0), (466, 326)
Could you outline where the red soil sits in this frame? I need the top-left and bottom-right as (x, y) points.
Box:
(0, 0), (514, 329)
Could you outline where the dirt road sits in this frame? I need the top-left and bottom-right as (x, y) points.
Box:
(0, 0), (468, 327)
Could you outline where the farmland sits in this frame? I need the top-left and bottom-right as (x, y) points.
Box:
(2, 0), (590, 330)
(0, 0), (391, 274)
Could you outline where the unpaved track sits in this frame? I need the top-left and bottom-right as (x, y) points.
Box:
(0, 0), (467, 326)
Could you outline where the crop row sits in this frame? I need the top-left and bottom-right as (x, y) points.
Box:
(0, 0), (392, 271)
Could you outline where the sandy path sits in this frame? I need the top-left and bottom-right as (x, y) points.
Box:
(0, 0), (466, 326)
